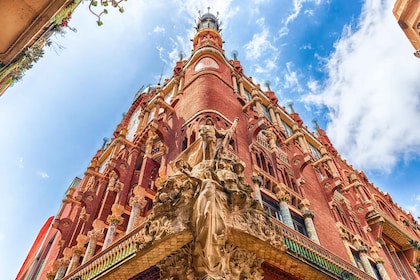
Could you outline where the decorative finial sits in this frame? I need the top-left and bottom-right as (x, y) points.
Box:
(312, 119), (320, 130)
(102, 137), (109, 149)
(264, 80), (271, 91)
(179, 51), (185, 61)
(207, 7), (211, 13)
(198, 10), (201, 17)
(157, 64), (165, 86)
(287, 102), (295, 113)
(231, 50), (238, 60)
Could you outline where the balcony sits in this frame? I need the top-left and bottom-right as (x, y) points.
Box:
(275, 218), (375, 280)
(63, 211), (375, 280)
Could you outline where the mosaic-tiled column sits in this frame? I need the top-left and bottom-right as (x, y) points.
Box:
(66, 234), (88, 275)
(102, 204), (124, 250)
(358, 247), (376, 277)
(370, 246), (390, 280)
(53, 248), (72, 280)
(82, 220), (105, 263)
(299, 199), (320, 244)
(276, 188), (294, 228)
(126, 187), (147, 233)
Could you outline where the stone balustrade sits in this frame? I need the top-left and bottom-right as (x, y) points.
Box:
(272, 218), (376, 280)
(62, 222), (145, 280)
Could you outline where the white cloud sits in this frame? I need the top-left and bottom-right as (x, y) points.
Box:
(244, 18), (277, 60)
(37, 172), (50, 179)
(153, 25), (165, 33)
(280, 0), (324, 36)
(16, 157), (24, 169)
(302, 0), (420, 172)
(283, 62), (303, 92)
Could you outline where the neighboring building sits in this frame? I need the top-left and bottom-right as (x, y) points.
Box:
(15, 216), (56, 280)
(19, 12), (419, 280)
(393, 0), (420, 58)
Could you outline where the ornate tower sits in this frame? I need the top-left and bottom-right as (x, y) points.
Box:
(19, 12), (419, 280)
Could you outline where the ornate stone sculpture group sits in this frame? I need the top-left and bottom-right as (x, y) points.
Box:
(136, 117), (285, 279)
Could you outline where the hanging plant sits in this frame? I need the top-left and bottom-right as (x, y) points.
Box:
(88, 0), (127, 26)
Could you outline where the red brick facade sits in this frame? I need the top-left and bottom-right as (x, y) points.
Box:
(18, 12), (419, 280)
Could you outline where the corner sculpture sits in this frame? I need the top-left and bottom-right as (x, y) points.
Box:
(136, 117), (285, 279)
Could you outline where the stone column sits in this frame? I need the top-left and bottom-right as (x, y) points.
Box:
(268, 105), (278, 126)
(238, 78), (246, 99)
(141, 108), (150, 128)
(172, 78), (179, 100)
(352, 235), (375, 277)
(276, 188), (294, 228)
(158, 146), (168, 179)
(299, 199), (320, 244)
(103, 204), (125, 250)
(126, 186), (148, 233)
(251, 175), (264, 207)
(337, 225), (354, 263)
(292, 124), (309, 154)
(375, 261), (390, 280)
(370, 247), (390, 280)
(154, 98), (163, 117)
(231, 73), (239, 95)
(275, 109), (287, 134)
(66, 234), (88, 275)
(136, 111), (145, 132)
(319, 147), (339, 177)
(54, 248), (72, 280)
(178, 74), (184, 95)
(251, 89), (263, 117)
(46, 261), (60, 280)
(82, 220), (105, 263)
(358, 247), (376, 277)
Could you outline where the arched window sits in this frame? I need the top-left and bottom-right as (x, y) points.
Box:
(268, 162), (274, 177)
(182, 137), (188, 151)
(332, 204), (350, 228)
(260, 153), (267, 172)
(189, 130), (196, 144)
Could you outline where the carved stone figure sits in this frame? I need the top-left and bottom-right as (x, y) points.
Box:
(145, 130), (158, 155)
(261, 126), (277, 150)
(198, 118), (226, 161)
(107, 170), (122, 192)
(191, 161), (228, 278)
(85, 175), (96, 192)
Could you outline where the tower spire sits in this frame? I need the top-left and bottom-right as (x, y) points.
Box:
(193, 8), (223, 51)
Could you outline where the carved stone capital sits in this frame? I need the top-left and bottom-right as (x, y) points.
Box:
(87, 229), (104, 241)
(302, 210), (315, 219)
(276, 189), (290, 203)
(57, 257), (70, 267)
(358, 246), (368, 254)
(129, 195), (147, 208)
(71, 245), (85, 256)
(107, 214), (123, 226)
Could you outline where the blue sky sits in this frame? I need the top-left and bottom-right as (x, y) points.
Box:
(1, 0), (420, 278)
